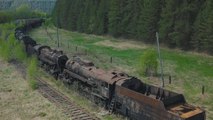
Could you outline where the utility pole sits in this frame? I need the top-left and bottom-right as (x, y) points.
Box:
(156, 32), (164, 88)
(57, 12), (60, 48)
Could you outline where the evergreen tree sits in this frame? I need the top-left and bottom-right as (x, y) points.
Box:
(108, 0), (122, 36)
(138, 0), (161, 43)
(52, 0), (64, 28)
(204, 11), (213, 54)
(119, 0), (141, 38)
(60, 0), (72, 29)
(77, 8), (84, 32)
(192, 0), (213, 54)
(66, 0), (76, 31)
(52, 0), (213, 55)
(159, 0), (179, 46)
(160, 0), (203, 49)
(87, 0), (98, 33)
(71, 0), (84, 31)
(96, 0), (109, 34)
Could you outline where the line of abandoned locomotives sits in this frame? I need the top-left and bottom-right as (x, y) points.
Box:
(14, 18), (206, 120)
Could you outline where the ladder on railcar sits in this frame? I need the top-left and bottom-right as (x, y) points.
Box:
(109, 97), (116, 114)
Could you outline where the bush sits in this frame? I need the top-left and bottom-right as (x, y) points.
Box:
(0, 31), (26, 61)
(138, 49), (158, 76)
(0, 34), (13, 61)
(0, 23), (15, 39)
(13, 43), (27, 62)
(0, 23), (27, 62)
(43, 18), (54, 27)
(0, 11), (13, 23)
(27, 57), (38, 90)
(0, 23), (37, 90)
(15, 4), (32, 19)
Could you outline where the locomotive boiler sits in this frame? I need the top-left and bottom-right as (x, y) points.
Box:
(34, 45), (68, 78)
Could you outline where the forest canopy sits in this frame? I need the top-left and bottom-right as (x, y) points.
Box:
(0, 4), (46, 24)
(52, 0), (213, 54)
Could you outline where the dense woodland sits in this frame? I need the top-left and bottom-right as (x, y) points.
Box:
(52, 0), (213, 54)
(0, 5), (46, 24)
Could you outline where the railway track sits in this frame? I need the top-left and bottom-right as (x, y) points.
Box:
(36, 77), (100, 120)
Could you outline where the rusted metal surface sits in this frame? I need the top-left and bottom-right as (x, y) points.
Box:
(59, 57), (206, 120)
(65, 58), (128, 85)
(34, 45), (51, 55)
(115, 82), (205, 120)
(35, 45), (68, 76)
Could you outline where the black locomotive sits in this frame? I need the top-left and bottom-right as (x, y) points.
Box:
(14, 18), (206, 120)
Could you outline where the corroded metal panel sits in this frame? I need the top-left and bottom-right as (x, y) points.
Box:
(115, 85), (205, 120)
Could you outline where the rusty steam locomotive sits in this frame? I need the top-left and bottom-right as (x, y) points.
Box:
(14, 19), (206, 120)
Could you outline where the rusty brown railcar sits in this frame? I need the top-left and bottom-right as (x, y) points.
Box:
(61, 57), (205, 120)
(115, 80), (205, 120)
(61, 57), (139, 107)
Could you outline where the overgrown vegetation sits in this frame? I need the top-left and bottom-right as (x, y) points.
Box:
(27, 57), (38, 90)
(0, 2), (44, 90)
(138, 49), (158, 76)
(0, 23), (26, 61)
(0, 23), (38, 90)
(0, 4), (46, 24)
(53, 0), (213, 55)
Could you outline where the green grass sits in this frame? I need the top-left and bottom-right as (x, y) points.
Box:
(27, 57), (38, 90)
(28, 79), (38, 90)
(30, 26), (213, 120)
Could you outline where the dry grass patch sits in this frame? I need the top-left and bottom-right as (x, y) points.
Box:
(0, 60), (68, 120)
(95, 40), (147, 50)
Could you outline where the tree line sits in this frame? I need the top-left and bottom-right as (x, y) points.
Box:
(52, 0), (213, 55)
(0, 5), (46, 24)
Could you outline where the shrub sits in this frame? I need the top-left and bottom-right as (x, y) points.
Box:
(0, 23), (27, 62)
(27, 57), (38, 90)
(0, 23), (16, 36)
(44, 18), (54, 27)
(15, 4), (32, 19)
(138, 49), (158, 76)
(0, 36), (11, 61)
(0, 11), (13, 23)
(0, 32), (21, 61)
(13, 43), (27, 62)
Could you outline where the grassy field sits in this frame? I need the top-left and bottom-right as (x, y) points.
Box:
(0, 59), (68, 120)
(30, 26), (213, 120)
